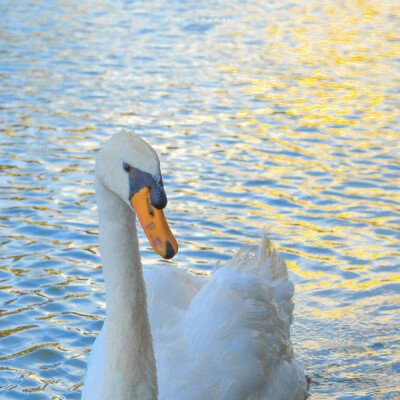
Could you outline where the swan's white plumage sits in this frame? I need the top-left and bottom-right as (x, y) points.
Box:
(81, 131), (308, 400)
(83, 233), (307, 400)
(96, 131), (161, 208)
(148, 230), (306, 400)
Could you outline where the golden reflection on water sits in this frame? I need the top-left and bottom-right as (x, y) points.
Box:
(211, 7), (400, 383)
(234, 1), (399, 131)
(0, 0), (399, 398)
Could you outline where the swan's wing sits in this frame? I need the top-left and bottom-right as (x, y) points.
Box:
(153, 230), (306, 400)
(146, 231), (307, 400)
(145, 267), (209, 397)
(219, 229), (295, 340)
(179, 269), (301, 400)
(145, 267), (207, 338)
(81, 322), (106, 400)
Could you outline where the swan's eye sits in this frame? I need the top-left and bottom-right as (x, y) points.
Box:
(123, 162), (133, 173)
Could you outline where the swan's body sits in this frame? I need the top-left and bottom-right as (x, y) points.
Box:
(81, 131), (308, 400)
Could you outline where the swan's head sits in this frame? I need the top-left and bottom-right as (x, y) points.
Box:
(96, 131), (178, 259)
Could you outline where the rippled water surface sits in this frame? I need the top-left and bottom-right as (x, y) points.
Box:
(1, 0), (399, 399)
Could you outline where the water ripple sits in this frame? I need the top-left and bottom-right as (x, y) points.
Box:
(1, 0), (399, 399)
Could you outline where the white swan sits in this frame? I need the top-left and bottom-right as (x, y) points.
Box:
(81, 131), (308, 400)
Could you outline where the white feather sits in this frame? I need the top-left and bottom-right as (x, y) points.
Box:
(81, 132), (308, 400)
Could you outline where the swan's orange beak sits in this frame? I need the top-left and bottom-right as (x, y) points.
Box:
(130, 187), (178, 259)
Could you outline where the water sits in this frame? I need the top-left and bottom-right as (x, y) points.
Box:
(1, 0), (399, 398)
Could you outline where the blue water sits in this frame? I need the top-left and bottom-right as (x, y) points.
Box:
(1, 1), (399, 399)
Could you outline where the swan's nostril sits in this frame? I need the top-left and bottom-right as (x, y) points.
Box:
(147, 197), (154, 216)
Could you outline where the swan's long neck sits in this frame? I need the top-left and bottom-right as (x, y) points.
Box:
(96, 178), (158, 400)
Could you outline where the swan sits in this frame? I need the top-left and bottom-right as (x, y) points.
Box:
(81, 131), (308, 400)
